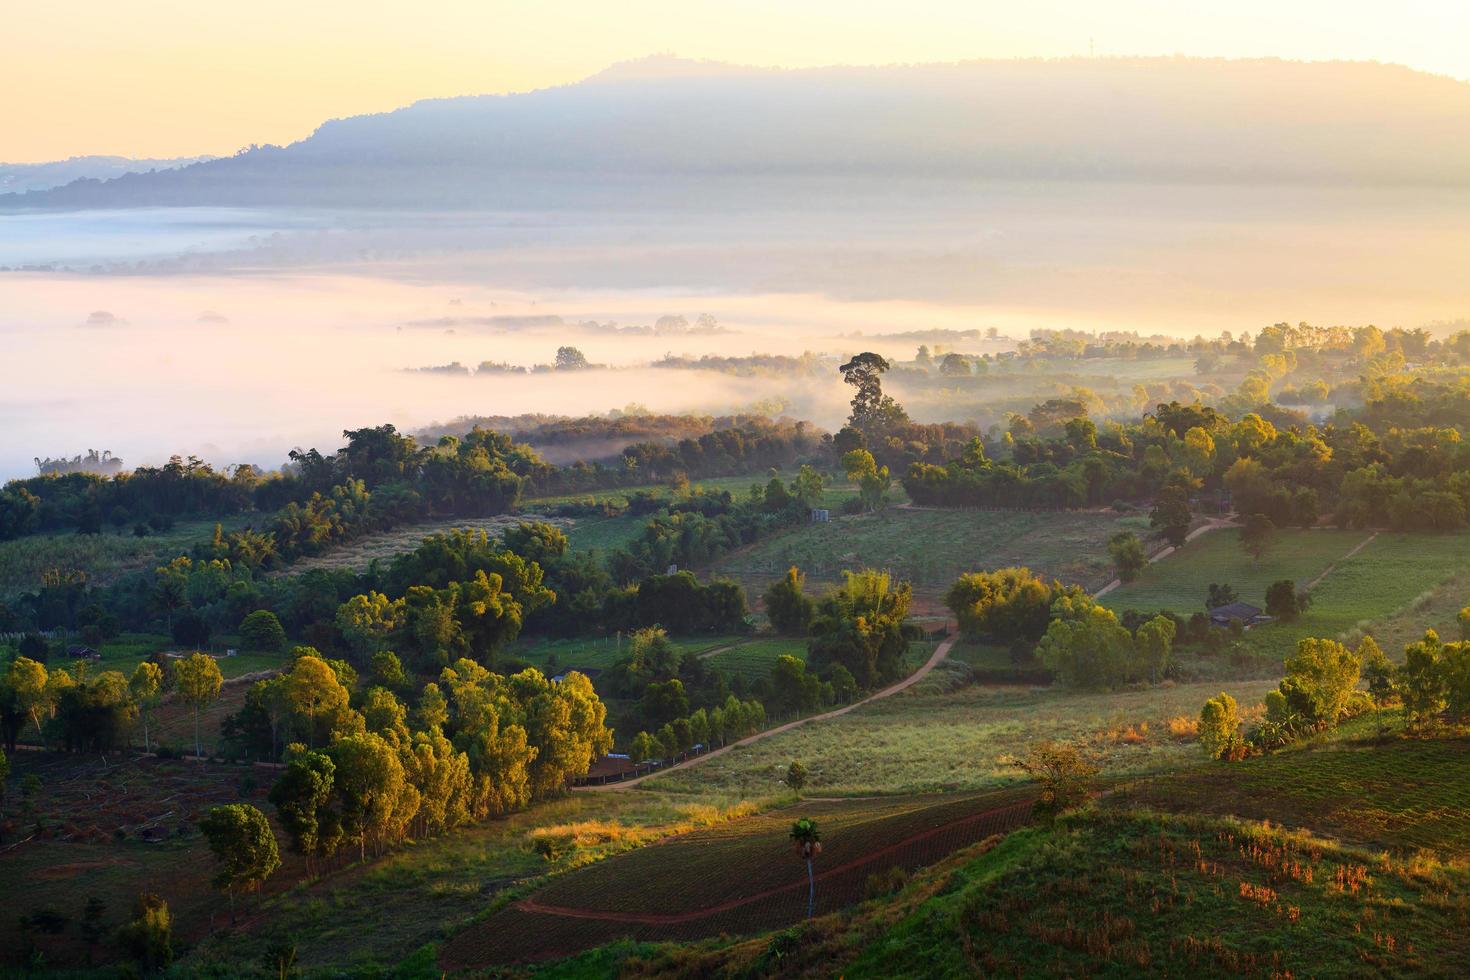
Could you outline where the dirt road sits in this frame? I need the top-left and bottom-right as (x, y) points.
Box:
(578, 632), (959, 792)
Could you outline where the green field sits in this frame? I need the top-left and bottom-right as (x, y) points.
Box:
(510, 634), (746, 673)
(0, 516), (253, 599)
(652, 672), (1278, 798)
(522, 474), (813, 510)
(1103, 529), (1470, 664)
(711, 507), (1145, 599)
(1117, 721), (1470, 858)
(701, 637), (810, 682)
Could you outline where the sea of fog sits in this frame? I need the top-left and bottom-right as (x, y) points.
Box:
(2, 181), (1469, 481)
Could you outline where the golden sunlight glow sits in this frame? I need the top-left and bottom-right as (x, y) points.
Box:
(5, 0), (1470, 160)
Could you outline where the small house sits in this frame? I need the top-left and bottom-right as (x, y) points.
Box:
(811, 508), (830, 523)
(1208, 602), (1269, 629)
(66, 644), (101, 661)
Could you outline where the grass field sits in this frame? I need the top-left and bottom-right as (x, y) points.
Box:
(840, 807), (1469, 978)
(0, 516), (253, 599)
(1103, 529), (1470, 665)
(438, 789), (1034, 968)
(651, 673), (1279, 798)
(701, 637), (810, 682)
(509, 634), (747, 674)
(712, 507), (1146, 599)
(1116, 721), (1470, 858)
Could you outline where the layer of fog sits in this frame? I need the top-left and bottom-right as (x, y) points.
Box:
(4, 179), (1470, 481)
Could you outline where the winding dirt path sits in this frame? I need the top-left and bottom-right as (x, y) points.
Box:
(1305, 531), (1378, 591)
(514, 797), (1032, 924)
(576, 632), (959, 792)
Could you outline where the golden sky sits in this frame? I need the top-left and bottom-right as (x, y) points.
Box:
(6, 0), (1469, 161)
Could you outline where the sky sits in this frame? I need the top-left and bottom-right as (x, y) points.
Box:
(6, 0), (1470, 162)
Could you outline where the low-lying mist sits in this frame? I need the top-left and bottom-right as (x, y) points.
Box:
(4, 178), (1470, 480)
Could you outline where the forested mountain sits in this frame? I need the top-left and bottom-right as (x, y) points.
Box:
(7, 56), (1470, 210)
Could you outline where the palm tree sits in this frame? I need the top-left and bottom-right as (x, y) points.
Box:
(790, 817), (823, 918)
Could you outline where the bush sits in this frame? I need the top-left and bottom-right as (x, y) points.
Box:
(1198, 692), (1240, 759)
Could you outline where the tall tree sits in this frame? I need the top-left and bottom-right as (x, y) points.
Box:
(173, 652), (223, 758)
(199, 804), (281, 920)
(283, 655), (350, 749)
(790, 817), (823, 919)
(128, 661), (163, 753)
(839, 352), (907, 436)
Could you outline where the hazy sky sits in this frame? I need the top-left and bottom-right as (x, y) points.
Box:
(6, 1), (1470, 161)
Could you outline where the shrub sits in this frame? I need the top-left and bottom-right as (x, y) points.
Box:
(1198, 692), (1240, 759)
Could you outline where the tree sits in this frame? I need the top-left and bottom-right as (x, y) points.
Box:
(1036, 601), (1136, 688)
(764, 567), (815, 635)
(335, 591), (399, 659)
(808, 570), (912, 689)
(839, 352), (907, 436)
(199, 804), (281, 920)
(369, 650), (409, 692)
(784, 759), (808, 795)
(939, 352), (971, 376)
(842, 449), (891, 511)
(1239, 513), (1277, 562)
(1206, 583), (1238, 610)
(1400, 630), (1448, 731)
(283, 655), (350, 749)
(128, 662), (163, 753)
(1013, 741), (1097, 821)
(328, 731), (417, 860)
(1134, 614), (1176, 683)
(1265, 580), (1303, 622)
(629, 730), (659, 764)
(1107, 532), (1147, 583)
(239, 610), (287, 652)
(116, 893), (172, 972)
(1275, 637), (1362, 730)
(1149, 486), (1191, 548)
(1458, 604), (1470, 642)
(640, 679), (689, 730)
(554, 346), (590, 370)
(790, 465), (825, 508)
(173, 652), (223, 758)
(269, 750), (339, 872)
(945, 567), (1062, 646)
(1198, 692), (1241, 759)
(790, 817), (823, 918)
(6, 656), (50, 742)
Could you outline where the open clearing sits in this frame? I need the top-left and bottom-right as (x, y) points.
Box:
(439, 789), (1033, 968)
(843, 806), (1469, 979)
(1116, 721), (1470, 857)
(650, 671), (1278, 798)
(711, 507), (1146, 599)
(1102, 529), (1470, 663)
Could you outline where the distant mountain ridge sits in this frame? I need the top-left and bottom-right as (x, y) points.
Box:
(7, 56), (1470, 210)
(0, 155), (215, 194)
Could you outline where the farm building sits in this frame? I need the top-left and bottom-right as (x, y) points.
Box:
(1208, 602), (1269, 628)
